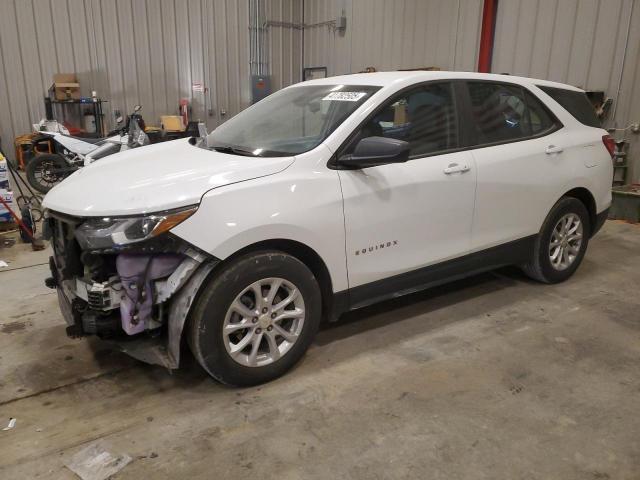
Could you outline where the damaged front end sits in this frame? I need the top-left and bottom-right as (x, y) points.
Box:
(43, 207), (217, 369)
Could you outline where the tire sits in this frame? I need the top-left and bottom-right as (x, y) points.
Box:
(522, 197), (590, 284)
(26, 154), (71, 194)
(188, 251), (322, 387)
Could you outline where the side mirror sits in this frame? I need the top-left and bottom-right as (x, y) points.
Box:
(338, 136), (410, 169)
(134, 105), (142, 112)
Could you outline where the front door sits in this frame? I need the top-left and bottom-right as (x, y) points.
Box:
(337, 82), (477, 304)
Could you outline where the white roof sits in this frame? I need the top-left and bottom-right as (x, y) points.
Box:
(297, 70), (584, 92)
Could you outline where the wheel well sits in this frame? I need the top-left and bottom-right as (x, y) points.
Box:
(224, 239), (335, 322)
(563, 187), (596, 234)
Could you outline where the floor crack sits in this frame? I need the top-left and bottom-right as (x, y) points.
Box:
(0, 368), (127, 407)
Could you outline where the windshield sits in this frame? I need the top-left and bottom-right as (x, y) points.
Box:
(206, 84), (380, 156)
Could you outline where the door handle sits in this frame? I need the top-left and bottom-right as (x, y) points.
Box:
(545, 144), (563, 154)
(443, 163), (470, 174)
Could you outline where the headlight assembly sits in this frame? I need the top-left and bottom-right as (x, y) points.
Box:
(75, 205), (198, 250)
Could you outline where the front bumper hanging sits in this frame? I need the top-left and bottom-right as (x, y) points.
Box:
(49, 256), (218, 369)
(45, 211), (219, 369)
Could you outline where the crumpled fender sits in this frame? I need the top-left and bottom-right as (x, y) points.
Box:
(166, 260), (218, 367)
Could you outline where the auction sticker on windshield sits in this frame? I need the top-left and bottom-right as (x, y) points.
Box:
(322, 91), (368, 102)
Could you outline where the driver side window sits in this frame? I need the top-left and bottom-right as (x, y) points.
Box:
(347, 82), (459, 157)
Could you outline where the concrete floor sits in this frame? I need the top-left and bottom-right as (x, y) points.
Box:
(1, 220), (639, 479)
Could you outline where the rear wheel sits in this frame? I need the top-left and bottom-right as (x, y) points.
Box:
(522, 197), (590, 283)
(26, 154), (73, 193)
(188, 251), (322, 386)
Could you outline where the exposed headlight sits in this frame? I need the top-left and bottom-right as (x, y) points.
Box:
(75, 205), (198, 250)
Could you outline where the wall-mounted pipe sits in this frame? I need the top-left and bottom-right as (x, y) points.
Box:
(249, 0), (267, 77)
(477, 0), (498, 73)
(609, 0), (635, 128)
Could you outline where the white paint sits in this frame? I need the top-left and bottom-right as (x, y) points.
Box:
(42, 139), (295, 216)
(339, 149), (476, 287)
(45, 72), (612, 295)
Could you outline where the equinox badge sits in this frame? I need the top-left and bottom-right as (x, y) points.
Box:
(355, 240), (398, 256)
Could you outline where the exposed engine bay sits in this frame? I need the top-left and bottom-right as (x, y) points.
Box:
(43, 209), (217, 368)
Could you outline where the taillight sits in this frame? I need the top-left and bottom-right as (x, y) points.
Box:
(602, 134), (615, 158)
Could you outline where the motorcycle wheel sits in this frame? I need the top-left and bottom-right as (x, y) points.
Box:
(26, 154), (73, 194)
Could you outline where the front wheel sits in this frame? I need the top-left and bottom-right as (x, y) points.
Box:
(26, 154), (74, 194)
(522, 197), (590, 283)
(188, 251), (322, 386)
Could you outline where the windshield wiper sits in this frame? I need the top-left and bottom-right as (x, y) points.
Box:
(210, 144), (258, 157)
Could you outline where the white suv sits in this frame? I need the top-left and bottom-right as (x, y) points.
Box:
(43, 71), (613, 386)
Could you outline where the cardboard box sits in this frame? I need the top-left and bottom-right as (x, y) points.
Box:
(393, 100), (408, 125)
(0, 189), (14, 223)
(49, 73), (80, 101)
(161, 115), (186, 132)
(0, 155), (8, 190)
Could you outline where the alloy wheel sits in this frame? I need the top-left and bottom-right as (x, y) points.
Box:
(223, 277), (305, 367)
(549, 213), (583, 271)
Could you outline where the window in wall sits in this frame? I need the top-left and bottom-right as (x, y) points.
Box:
(349, 82), (459, 157)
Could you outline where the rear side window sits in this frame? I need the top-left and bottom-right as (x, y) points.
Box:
(538, 86), (601, 128)
(523, 90), (558, 135)
(466, 81), (558, 145)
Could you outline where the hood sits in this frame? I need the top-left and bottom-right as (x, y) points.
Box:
(43, 139), (295, 217)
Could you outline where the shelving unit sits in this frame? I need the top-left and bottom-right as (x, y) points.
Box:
(44, 97), (107, 138)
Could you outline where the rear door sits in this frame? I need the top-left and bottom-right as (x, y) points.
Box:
(338, 81), (477, 300)
(463, 81), (566, 251)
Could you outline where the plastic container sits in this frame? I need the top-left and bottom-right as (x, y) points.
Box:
(0, 189), (15, 223)
(115, 253), (184, 335)
(0, 154), (8, 190)
(83, 113), (97, 134)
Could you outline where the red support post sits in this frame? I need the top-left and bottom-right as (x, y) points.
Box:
(478, 0), (498, 73)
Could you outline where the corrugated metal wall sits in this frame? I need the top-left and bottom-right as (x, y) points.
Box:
(0, 0), (302, 163)
(302, 0), (640, 182)
(1, 0), (639, 180)
(303, 0), (484, 75)
(492, 0), (640, 182)
(265, 0), (303, 89)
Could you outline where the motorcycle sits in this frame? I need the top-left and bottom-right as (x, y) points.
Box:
(26, 105), (150, 194)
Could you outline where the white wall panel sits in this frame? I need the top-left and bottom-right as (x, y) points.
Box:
(615, 0), (640, 183)
(454, 0), (483, 70)
(0, 0), (299, 162)
(0, 0), (30, 147)
(303, 0), (483, 75)
(492, 0), (640, 182)
(266, 0), (303, 90)
(131, 0), (155, 122)
(1, 0), (638, 182)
